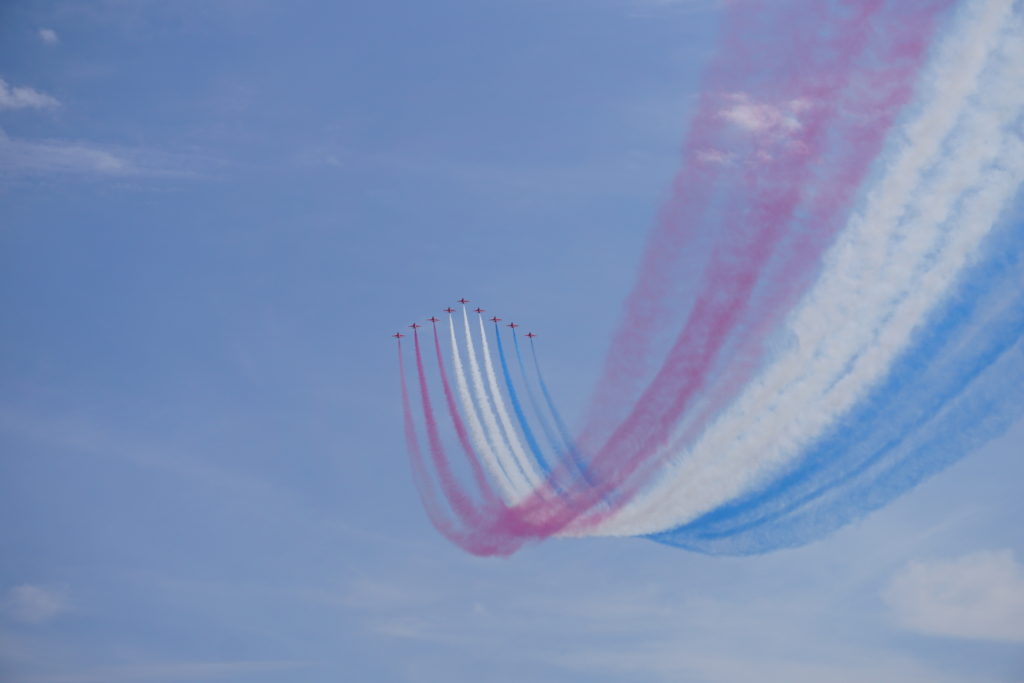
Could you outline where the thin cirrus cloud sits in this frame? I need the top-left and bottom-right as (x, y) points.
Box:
(883, 549), (1024, 642)
(0, 77), (125, 177)
(0, 128), (140, 176)
(0, 129), (214, 179)
(10, 660), (309, 683)
(717, 92), (806, 133)
(38, 28), (60, 45)
(0, 77), (60, 111)
(0, 76), (209, 179)
(5, 584), (69, 624)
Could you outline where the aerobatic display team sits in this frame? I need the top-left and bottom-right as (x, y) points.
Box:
(394, 0), (1024, 557)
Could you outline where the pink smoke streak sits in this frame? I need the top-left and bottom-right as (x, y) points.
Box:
(402, 335), (525, 555)
(562, 0), (954, 534)
(398, 0), (957, 554)
(658, 6), (950, 467)
(569, 0), (893, 514)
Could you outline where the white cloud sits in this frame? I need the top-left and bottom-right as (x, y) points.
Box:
(0, 129), (134, 175)
(22, 660), (308, 683)
(0, 77), (60, 110)
(5, 585), (68, 624)
(0, 75), (198, 180)
(623, 0), (721, 13)
(38, 28), (60, 45)
(720, 103), (782, 132)
(696, 148), (732, 164)
(0, 128), (210, 179)
(717, 92), (804, 134)
(551, 642), (982, 683)
(883, 550), (1024, 642)
(340, 559), (1002, 683)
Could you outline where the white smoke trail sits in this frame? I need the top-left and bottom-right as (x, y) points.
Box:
(446, 316), (520, 502)
(460, 306), (534, 499)
(592, 0), (1024, 536)
(475, 313), (546, 491)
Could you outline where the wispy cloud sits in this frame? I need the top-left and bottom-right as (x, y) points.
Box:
(38, 28), (60, 46)
(0, 130), (132, 175)
(0, 128), (214, 179)
(0, 75), (212, 180)
(0, 78), (60, 111)
(0, 407), (279, 500)
(718, 95), (804, 133)
(883, 549), (1024, 642)
(21, 660), (308, 683)
(4, 585), (69, 624)
(339, 561), (995, 683)
(621, 0), (721, 16)
(549, 641), (988, 683)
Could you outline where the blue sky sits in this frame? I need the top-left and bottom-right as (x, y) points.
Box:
(1, 1), (1022, 681)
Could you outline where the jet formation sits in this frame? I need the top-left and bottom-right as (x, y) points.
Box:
(392, 299), (538, 341)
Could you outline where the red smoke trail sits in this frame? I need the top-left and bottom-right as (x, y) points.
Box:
(397, 340), (465, 544)
(399, 2), (956, 551)
(454, 4), (844, 543)
(578, 1), (952, 458)
(471, 0), (955, 543)
(403, 335), (523, 555)
(659, 3), (951, 466)
(412, 329), (480, 523)
(569, 0), (889, 511)
(396, 328), (567, 553)
(577, 2), (813, 454)
(566, 1), (954, 532)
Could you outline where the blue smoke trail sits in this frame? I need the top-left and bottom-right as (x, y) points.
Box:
(651, 212), (1024, 554)
(493, 321), (552, 476)
(526, 336), (595, 487)
(510, 330), (564, 459)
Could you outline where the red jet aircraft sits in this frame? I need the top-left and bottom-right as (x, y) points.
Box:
(408, 322), (422, 329)
(525, 332), (536, 338)
(392, 332), (405, 339)
(443, 307), (455, 314)
(474, 307), (485, 314)
(489, 316), (502, 323)
(457, 298), (470, 304)
(427, 316), (440, 323)
(506, 322), (519, 329)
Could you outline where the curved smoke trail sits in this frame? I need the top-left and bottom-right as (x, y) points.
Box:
(447, 314), (520, 501)
(493, 321), (552, 477)
(394, 0), (1024, 556)
(460, 306), (533, 499)
(510, 329), (563, 463)
(475, 313), (546, 491)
